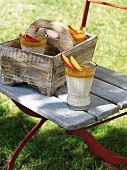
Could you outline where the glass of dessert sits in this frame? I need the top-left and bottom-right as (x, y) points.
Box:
(61, 54), (96, 111)
(68, 25), (86, 44)
(20, 34), (47, 54)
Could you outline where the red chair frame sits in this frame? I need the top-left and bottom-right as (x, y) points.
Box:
(6, 1), (127, 170)
(80, 0), (127, 30)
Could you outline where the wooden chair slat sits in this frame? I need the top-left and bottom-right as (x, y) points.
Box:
(55, 84), (119, 120)
(95, 66), (127, 90)
(0, 75), (95, 130)
(92, 77), (127, 109)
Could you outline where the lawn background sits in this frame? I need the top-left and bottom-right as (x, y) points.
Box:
(0, 0), (127, 169)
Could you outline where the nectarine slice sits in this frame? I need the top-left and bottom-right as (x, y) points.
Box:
(68, 26), (86, 41)
(72, 33), (86, 41)
(70, 56), (82, 71)
(19, 34), (40, 42)
(26, 34), (40, 42)
(68, 25), (78, 35)
(61, 54), (74, 68)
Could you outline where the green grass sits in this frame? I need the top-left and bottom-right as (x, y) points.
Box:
(0, 0), (127, 169)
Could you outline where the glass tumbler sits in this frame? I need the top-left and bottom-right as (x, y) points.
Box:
(65, 61), (96, 111)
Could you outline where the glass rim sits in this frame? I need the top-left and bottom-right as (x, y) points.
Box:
(66, 61), (97, 72)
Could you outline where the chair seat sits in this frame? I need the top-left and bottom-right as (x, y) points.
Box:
(0, 66), (127, 130)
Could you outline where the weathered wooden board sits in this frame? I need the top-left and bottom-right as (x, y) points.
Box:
(0, 75), (95, 130)
(55, 84), (119, 120)
(1, 64), (127, 130)
(26, 18), (76, 52)
(91, 78), (127, 109)
(95, 66), (127, 90)
(0, 33), (97, 96)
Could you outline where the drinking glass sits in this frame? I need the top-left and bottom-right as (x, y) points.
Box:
(65, 61), (96, 111)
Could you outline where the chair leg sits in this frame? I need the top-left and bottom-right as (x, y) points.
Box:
(85, 141), (97, 156)
(103, 161), (120, 170)
(7, 118), (47, 170)
(66, 128), (127, 169)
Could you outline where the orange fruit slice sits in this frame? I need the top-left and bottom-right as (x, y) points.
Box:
(68, 25), (78, 35)
(61, 54), (74, 68)
(70, 56), (82, 71)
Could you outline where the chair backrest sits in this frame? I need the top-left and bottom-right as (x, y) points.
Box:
(80, 0), (127, 30)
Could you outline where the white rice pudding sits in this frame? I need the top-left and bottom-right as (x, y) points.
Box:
(65, 65), (95, 110)
(21, 45), (46, 54)
(66, 75), (93, 106)
(20, 36), (47, 54)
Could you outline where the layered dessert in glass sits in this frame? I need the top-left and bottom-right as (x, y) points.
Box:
(20, 34), (47, 54)
(65, 62), (96, 110)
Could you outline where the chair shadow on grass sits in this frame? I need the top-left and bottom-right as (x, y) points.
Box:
(0, 111), (127, 170)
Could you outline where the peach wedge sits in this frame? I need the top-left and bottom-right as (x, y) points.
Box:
(70, 56), (82, 71)
(61, 54), (74, 68)
(68, 25), (78, 35)
(68, 25), (86, 41)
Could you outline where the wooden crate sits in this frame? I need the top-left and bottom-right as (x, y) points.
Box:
(0, 19), (97, 96)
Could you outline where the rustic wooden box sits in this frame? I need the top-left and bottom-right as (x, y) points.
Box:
(0, 18), (97, 96)
(0, 34), (97, 96)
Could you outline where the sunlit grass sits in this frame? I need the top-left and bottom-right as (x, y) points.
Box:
(0, 0), (127, 169)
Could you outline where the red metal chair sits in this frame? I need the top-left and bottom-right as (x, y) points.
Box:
(7, 1), (127, 170)
(80, 0), (127, 30)
(76, 1), (127, 169)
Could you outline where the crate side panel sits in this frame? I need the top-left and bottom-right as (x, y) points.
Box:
(0, 45), (51, 95)
(0, 34), (97, 96)
(49, 35), (98, 95)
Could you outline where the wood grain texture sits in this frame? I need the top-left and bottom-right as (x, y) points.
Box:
(55, 84), (119, 121)
(26, 18), (75, 52)
(95, 66), (127, 90)
(0, 75), (95, 130)
(91, 78), (127, 109)
(0, 33), (97, 96)
(0, 65), (127, 129)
